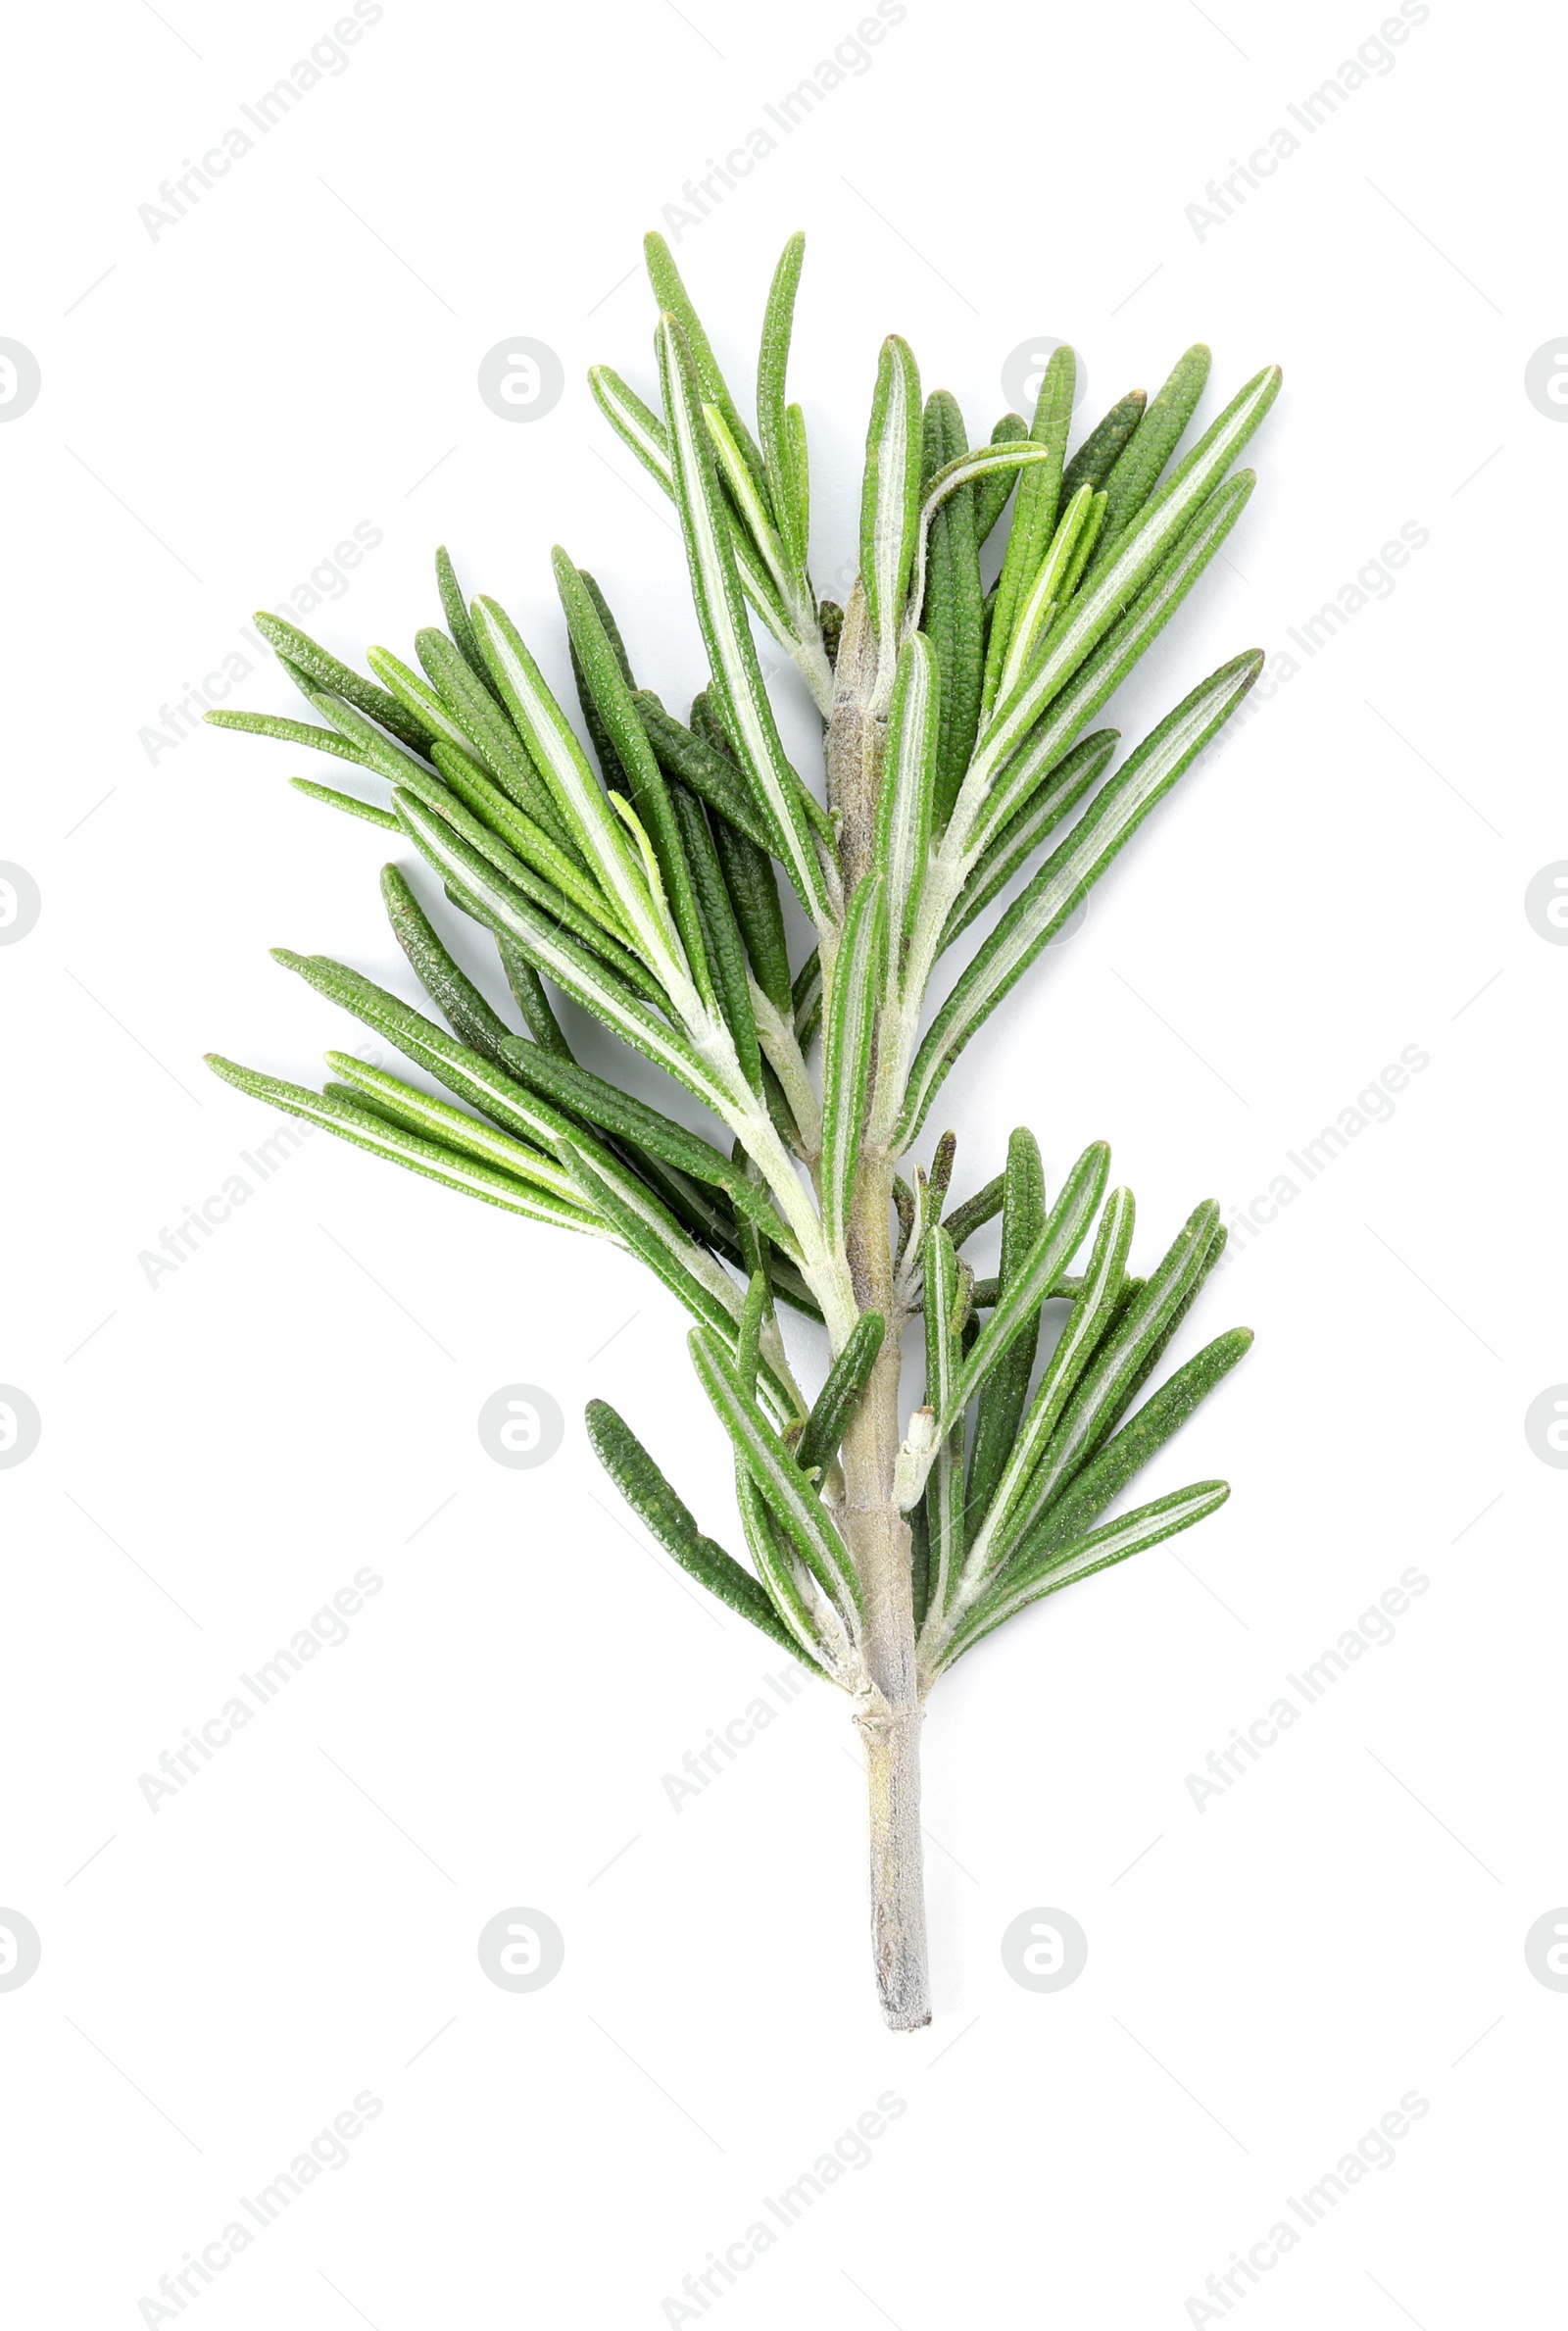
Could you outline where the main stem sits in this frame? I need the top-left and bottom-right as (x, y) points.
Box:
(840, 1154), (930, 2030)
(828, 587), (931, 2031)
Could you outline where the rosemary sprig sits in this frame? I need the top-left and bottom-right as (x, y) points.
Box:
(207, 229), (1279, 2030)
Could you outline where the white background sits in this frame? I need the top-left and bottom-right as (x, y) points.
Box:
(4, 1), (1563, 2323)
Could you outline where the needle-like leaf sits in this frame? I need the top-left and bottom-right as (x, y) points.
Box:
(902, 652), (1262, 1143)
(657, 315), (837, 929)
(819, 871), (886, 1260)
(795, 1311), (885, 1479)
(689, 1328), (861, 1618)
(586, 1399), (826, 1669)
(859, 335), (923, 698)
(940, 1481), (1231, 1668)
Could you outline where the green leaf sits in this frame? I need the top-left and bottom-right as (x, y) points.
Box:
(440, 1006), (792, 1250)
(366, 644), (490, 761)
(288, 777), (399, 829)
(1016, 1326), (1252, 1566)
(422, 737), (634, 948)
(736, 1267), (768, 1399)
(205, 1054), (600, 1233)
(704, 401), (797, 620)
(415, 624), (578, 854)
(758, 231), (808, 570)
(588, 363), (671, 487)
(983, 344), (1076, 721)
(688, 1328), (861, 1617)
(988, 481), (1097, 714)
(656, 315), (836, 929)
(393, 792), (735, 1118)
(733, 1463), (844, 1671)
(470, 593), (680, 986)
(969, 1184), (1137, 1571)
(875, 634), (940, 982)
(818, 871), (886, 1256)
(1006, 1200), (1224, 1530)
(1092, 343), (1212, 563)
(553, 552), (717, 1014)
(586, 1399), (826, 1670)
(943, 1140), (1109, 1423)
(944, 729), (1118, 949)
(972, 413), (1030, 543)
(645, 230), (769, 506)
(272, 949), (583, 1189)
(633, 691), (780, 855)
(435, 544), (501, 699)
(941, 1481), (1231, 1667)
(205, 709), (368, 764)
(954, 366), (1280, 839)
(963, 1129), (1047, 1536)
(1058, 389), (1148, 503)
(791, 948), (823, 1051)
(669, 779), (762, 1089)
(902, 652), (1262, 1143)
(858, 334), (924, 689)
(916, 391), (986, 823)
(796, 1312), (885, 1478)
(563, 1147), (783, 1404)
(709, 802), (794, 1020)
(906, 437), (1057, 635)
(588, 363), (805, 657)
(942, 1172), (1004, 1252)
(920, 1225), (965, 1626)
(251, 611), (435, 755)
(381, 865), (531, 1066)
(321, 1050), (565, 1189)
(973, 470), (1256, 853)
(496, 937), (573, 1061)
(389, 751), (657, 990)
